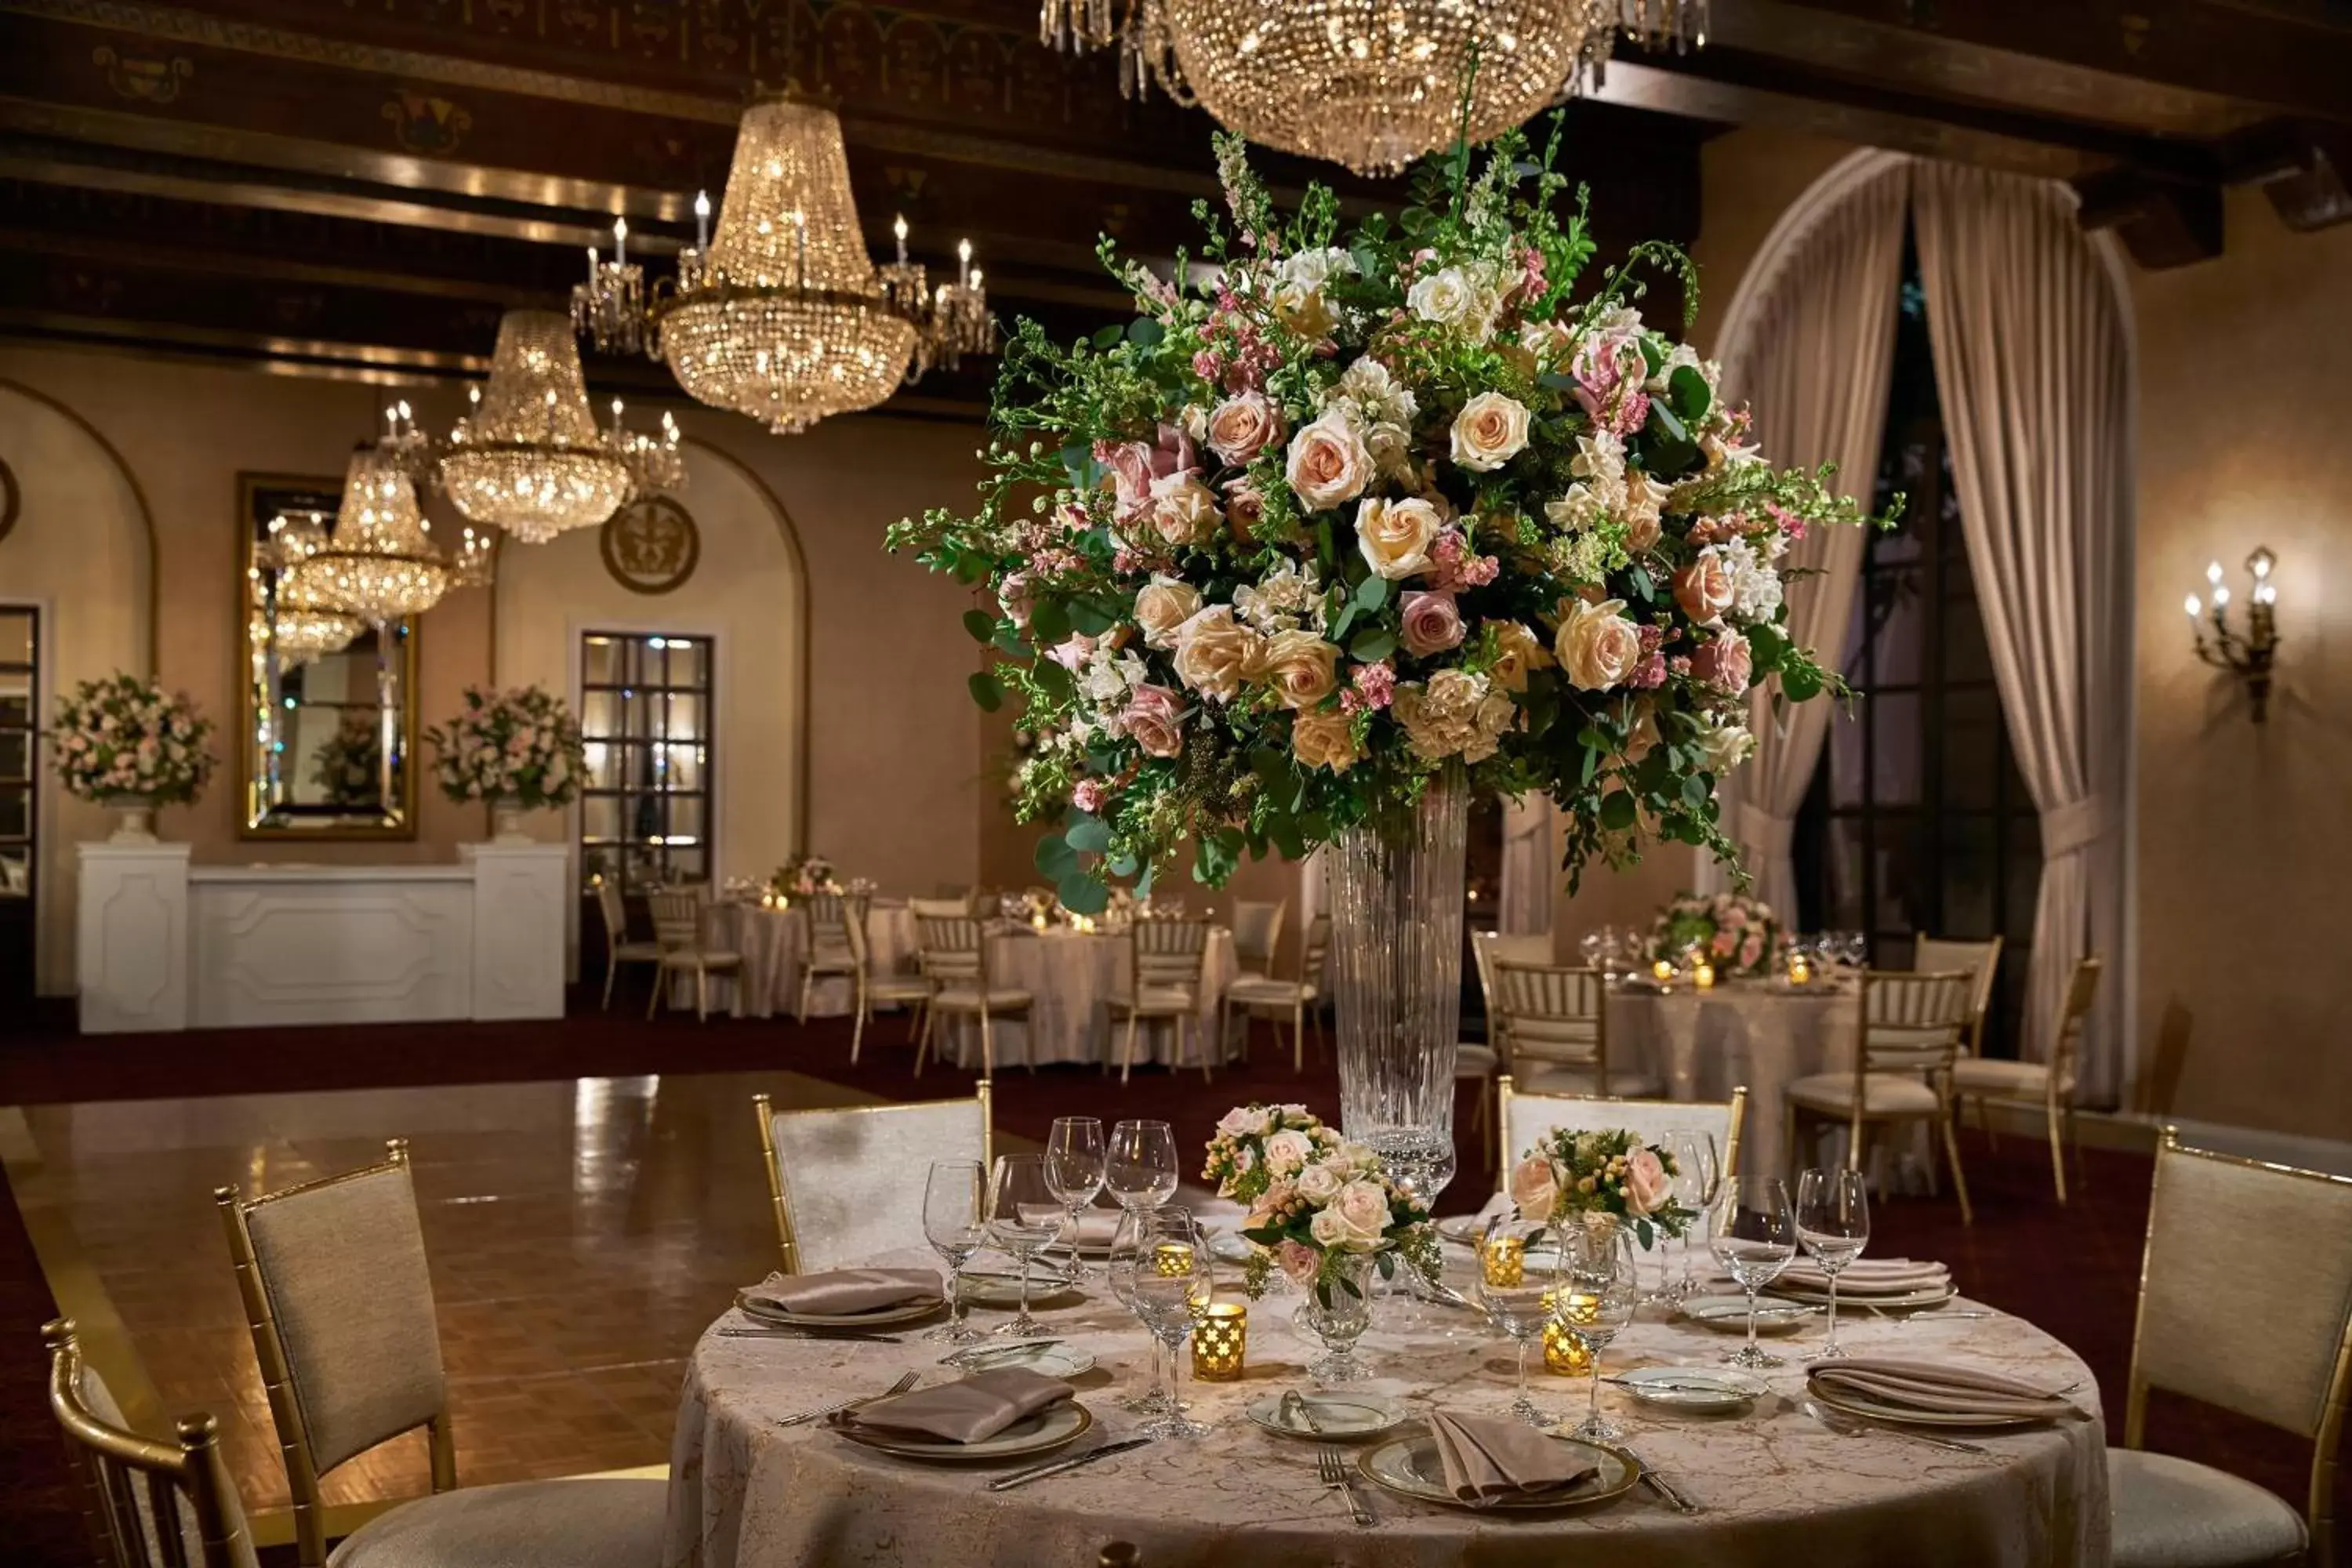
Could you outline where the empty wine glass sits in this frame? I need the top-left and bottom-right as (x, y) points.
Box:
(1579, 929), (1606, 967)
(1796, 1167), (1871, 1362)
(1668, 1131), (1719, 1299)
(1126, 1207), (1213, 1439)
(920, 1160), (987, 1344)
(1562, 1221), (1639, 1442)
(1045, 1116), (1106, 1280)
(1840, 931), (1869, 969)
(985, 1153), (1064, 1337)
(1711, 1174), (1797, 1369)
(1105, 1120), (1178, 1211)
(1475, 1216), (1562, 1426)
(1105, 1205), (1171, 1414)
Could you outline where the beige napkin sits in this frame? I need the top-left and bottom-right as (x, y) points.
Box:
(1426, 1413), (1600, 1507)
(1809, 1358), (2078, 1421)
(1070, 1209), (1124, 1248)
(744, 1268), (942, 1316)
(1780, 1258), (1950, 1294)
(841, 1367), (1074, 1444)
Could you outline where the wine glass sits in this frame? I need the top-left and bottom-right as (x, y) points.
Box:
(1711, 1174), (1797, 1369)
(1668, 1131), (1719, 1299)
(1795, 1167), (1870, 1362)
(1105, 1205), (1172, 1414)
(1562, 1221), (1639, 1442)
(1579, 929), (1605, 968)
(1475, 1217), (1562, 1426)
(1841, 931), (1870, 970)
(984, 1154), (1064, 1337)
(1126, 1207), (1213, 1439)
(1045, 1116), (1106, 1280)
(920, 1160), (987, 1344)
(1105, 1120), (1178, 1211)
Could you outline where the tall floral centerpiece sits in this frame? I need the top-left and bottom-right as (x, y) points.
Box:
(423, 685), (586, 843)
(1647, 890), (1789, 978)
(47, 673), (216, 843)
(891, 123), (1877, 1192)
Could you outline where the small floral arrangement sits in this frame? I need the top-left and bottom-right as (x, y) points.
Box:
(1647, 889), (1788, 978)
(47, 673), (216, 804)
(1205, 1103), (1440, 1305)
(771, 854), (840, 898)
(1509, 1127), (1694, 1250)
(307, 714), (382, 807)
(423, 685), (586, 809)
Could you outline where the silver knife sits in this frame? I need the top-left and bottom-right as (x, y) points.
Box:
(985, 1437), (1153, 1492)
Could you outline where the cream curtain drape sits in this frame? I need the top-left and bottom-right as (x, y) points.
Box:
(1913, 163), (2132, 1103)
(1719, 162), (1911, 924)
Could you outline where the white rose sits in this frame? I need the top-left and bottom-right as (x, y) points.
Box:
(1284, 409), (1374, 512)
(1279, 247), (1356, 291)
(1295, 1161), (1344, 1203)
(1448, 391), (1531, 473)
(1264, 1128), (1313, 1175)
(1308, 1207), (1352, 1250)
(1353, 495), (1442, 580)
(1328, 1180), (1392, 1250)
(1215, 1106), (1258, 1138)
(1406, 266), (1483, 332)
(1146, 471), (1222, 547)
(1697, 721), (1755, 775)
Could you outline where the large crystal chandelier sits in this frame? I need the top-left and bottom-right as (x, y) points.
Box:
(440, 310), (682, 545)
(1042, 0), (1708, 176)
(572, 95), (993, 434)
(253, 509), (363, 666)
(285, 445), (452, 624)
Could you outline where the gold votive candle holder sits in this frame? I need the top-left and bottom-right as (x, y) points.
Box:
(1480, 1234), (1526, 1287)
(1787, 953), (1811, 985)
(1650, 958), (1675, 982)
(1152, 1242), (1196, 1277)
(1543, 1289), (1598, 1375)
(1192, 1302), (1247, 1381)
(1693, 961), (1716, 989)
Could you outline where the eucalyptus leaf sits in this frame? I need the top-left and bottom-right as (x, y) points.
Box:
(1127, 317), (1165, 347)
(1600, 790), (1637, 831)
(1669, 363), (1711, 423)
(1780, 662), (1823, 702)
(1057, 873), (1110, 916)
(1091, 323), (1126, 350)
(1033, 658), (1072, 699)
(1068, 598), (1117, 637)
(1035, 834), (1078, 877)
(960, 608), (996, 643)
(1065, 812), (1112, 854)
(1028, 598), (1073, 648)
(1348, 628), (1397, 662)
(1354, 573), (1391, 611)
(967, 671), (1004, 713)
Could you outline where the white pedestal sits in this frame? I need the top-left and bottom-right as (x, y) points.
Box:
(76, 842), (191, 1034)
(461, 843), (568, 1021)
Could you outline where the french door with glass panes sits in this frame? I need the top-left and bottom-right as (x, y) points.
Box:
(0, 608), (38, 1001)
(579, 631), (713, 895)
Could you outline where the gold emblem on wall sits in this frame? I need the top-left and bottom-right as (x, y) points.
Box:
(601, 496), (699, 595)
(93, 44), (193, 103)
(382, 89), (473, 155)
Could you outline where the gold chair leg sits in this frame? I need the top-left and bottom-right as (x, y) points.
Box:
(980, 1011), (996, 1077)
(1197, 1015), (1214, 1085)
(1293, 1004), (1307, 1074)
(602, 959), (618, 1011)
(696, 967), (709, 1023)
(1308, 1004), (1324, 1062)
(648, 964), (664, 1021)
(1120, 1014), (1140, 1085)
(796, 968), (812, 1027)
(850, 978), (869, 1065)
(2046, 1099), (2069, 1205)
(1936, 1093), (1974, 1225)
(913, 1008), (933, 1076)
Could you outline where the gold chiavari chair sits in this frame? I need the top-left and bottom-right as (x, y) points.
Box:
(646, 888), (742, 1022)
(1467, 931), (1552, 1165)
(850, 905), (938, 1065)
(45, 1319), (256, 1568)
(1950, 955), (2102, 1203)
(214, 1141), (665, 1568)
(593, 879), (663, 1012)
(1915, 934), (2005, 1059)
(1223, 913), (1330, 1073)
(1784, 970), (1976, 1223)
(796, 890), (867, 1025)
(2111, 1128), (2351, 1568)
(1491, 960), (1664, 1099)
(913, 915), (1033, 1075)
(909, 895), (976, 920)
(753, 1082), (994, 1274)
(1109, 914), (1215, 1083)
(1495, 1078), (1749, 1185)
(1229, 898), (1287, 981)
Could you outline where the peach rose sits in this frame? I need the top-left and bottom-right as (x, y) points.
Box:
(1206, 390), (1285, 466)
(1485, 621), (1553, 693)
(1119, 683), (1185, 758)
(1275, 1238), (1320, 1285)
(1259, 630), (1340, 710)
(1673, 549), (1736, 627)
(1398, 590), (1465, 659)
(1133, 575), (1202, 651)
(1171, 605), (1264, 703)
(1290, 707), (1360, 773)
(1555, 597), (1644, 691)
(1296, 1160), (1345, 1202)
(1448, 391), (1531, 473)
(1625, 470), (1670, 554)
(1509, 1156), (1562, 1223)
(1325, 1179), (1392, 1250)
(1284, 409), (1373, 512)
(1146, 472), (1222, 547)
(1689, 629), (1754, 695)
(1354, 495), (1443, 581)
(1623, 1147), (1672, 1217)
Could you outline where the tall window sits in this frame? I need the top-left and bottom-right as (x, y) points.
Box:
(0, 608), (38, 1000)
(579, 632), (713, 895)
(1795, 247), (2043, 1058)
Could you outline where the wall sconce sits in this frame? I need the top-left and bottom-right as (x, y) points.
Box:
(2186, 547), (2280, 722)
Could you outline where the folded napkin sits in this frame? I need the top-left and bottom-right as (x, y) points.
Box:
(1809, 1358), (2078, 1422)
(1779, 1258), (1950, 1294)
(1069, 1209), (1125, 1248)
(744, 1267), (942, 1317)
(841, 1367), (1074, 1444)
(1427, 1412), (1600, 1507)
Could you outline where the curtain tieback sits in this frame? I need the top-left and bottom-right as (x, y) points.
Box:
(1731, 802), (1795, 863)
(2041, 795), (2110, 859)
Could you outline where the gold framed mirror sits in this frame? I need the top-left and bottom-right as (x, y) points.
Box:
(237, 472), (419, 839)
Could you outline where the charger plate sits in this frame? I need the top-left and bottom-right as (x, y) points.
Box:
(737, 1293), (945, 1330)
(1356, 1433), (1639, 1513)
(834, 1399), (1095, 1462)
(1807, 1378), (2054, 1432)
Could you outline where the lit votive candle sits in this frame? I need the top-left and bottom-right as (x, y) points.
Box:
(1191, 1302), (1247, 1381)
(1542, 1290), (1596, 1375)
(1651, 959), (1675, 983)
(1480, 1234), (1526, 1287)
(1787, 953), (1811, 986)
(1693, 961), (1716, 989)
(1152, 1242), (1196, 1277)
(1030, 913), (1047, 931)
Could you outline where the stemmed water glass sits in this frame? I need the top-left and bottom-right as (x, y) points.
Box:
(1668, 1131), (1719, 1300)
(1045, 1116), (1106, 1280)
(1105, 1120), (1178, 1210)
(920, 1160), (987, 1345)
(1711, 1174), (1797, 1369)
(1475, 1217), (1562, 1426)
(1563, 1222), (1639, 1442)
(1125, 1207), (1214, 1439)
(1105, 1206), (1171, 1413)
(984, 1154), (1064, 1337)
(1796, 1167), (1870, 1362)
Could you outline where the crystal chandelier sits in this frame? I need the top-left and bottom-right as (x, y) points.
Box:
(285, 445), (452, 624)
(440, 310), (682, 545)
(572, 95), (993, 434)
(253, 510), (363, 666)
(1043, 0), (1709, 176)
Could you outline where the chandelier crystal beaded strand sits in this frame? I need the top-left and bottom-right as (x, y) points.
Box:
(1042, 0), (1709, 175)
(285, 442), (452, 625)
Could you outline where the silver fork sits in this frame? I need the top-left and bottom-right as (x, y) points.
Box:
(776, 1370), (919, 1428)
(1612, 1444), (1699, 1514)
(1316, 1446), (1374, 1527)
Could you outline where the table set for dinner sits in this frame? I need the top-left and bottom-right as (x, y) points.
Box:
(936, 924), (1240, 1071)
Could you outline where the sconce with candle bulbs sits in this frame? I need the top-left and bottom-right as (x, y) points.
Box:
(2184, 547), (2281, 722)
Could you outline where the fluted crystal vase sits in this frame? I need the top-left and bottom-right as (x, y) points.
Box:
(1328, 766), (1468, 1207)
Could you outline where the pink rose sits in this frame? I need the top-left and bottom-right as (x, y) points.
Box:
(1071, 778), (1109, 813)
(1508, 1156), (1561, 1224)
(1673, 550), (1736, 627)
(1711, 930), (1738, 958)
(1739, 931), (1766, 971)
(1046, 633), (1096, 673)
(997, 571), (1033, 629)
(1689, 630), (1754, 696)
(1205, 390), (1285, 466)
(1623, 1147), (1673, 1218)
(1398, 590), (1466, 659)
(1276, 1239), (1320, 1286)
(1118, 683), (1185, 758)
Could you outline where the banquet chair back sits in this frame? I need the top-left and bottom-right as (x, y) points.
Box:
(1299, 913), (1333, 993)
(909, 895), (973, 920)
(1491, 960), (1617, 1087)
(804, 891), (855, 950)
(45, 1319), (257, 1568)
(215, 1141), (454, 1566)
(646, 889), (706, 948)
(1497, 1080), (1748, 1182)
(1914, 935), (2004, 1055)
(2125, 1128), (2352, 1565)
(2047, 955), (2102, 1097)
(595, 878), (630, 950)
(915, 915), (989, 986)
(1472, 932), (1554, 1058)
(1859, 971), (1974, 1074)
(755, 1083), (994, 1274)
(1128, 914), (1212, 990)
(1229, 899), (1286, 978)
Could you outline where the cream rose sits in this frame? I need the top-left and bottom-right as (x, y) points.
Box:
(1697, 720), (1755, 774)
(1508, 1156), (1562, 1224)
(1398, 590), (1465, 659)
(1118, 684), (1185, 758)
(1133, 575), (1202, 651)
(1275, 1238), (1320, 1285)
(1272, 281), (1338, 340)
(1406, 266), (1483, 331)
(1392, 669), (1515, 764)
(1673, 549), (1736, 626)
(1354, 495), (1443, 580)
(1623, 1146), (1673, 1217)
(1171, 606), (1265, 702)
(1448, 391), (1531, 473)
(1283, 409), (1373, 511)
(1624, 470), (1670, 554)
(1555, 597), (1644, 691)
(1205, 390), (1284, 466)
(1290, 707), (1360, 773)
(1296, 1160), (1345, 1203)
(1486, 620), (1553, 693)
(1327, 1179), (1392, 1251)
(1259, 630), (1340, 710)
(1263, 1127), (1314, 1175)
(1146, 471), (1222, 547)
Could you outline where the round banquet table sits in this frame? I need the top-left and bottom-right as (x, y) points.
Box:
(662, 1240), (2109, 1568)
(689, 901), (920, 1019)
(929, 926), (1239, 1071)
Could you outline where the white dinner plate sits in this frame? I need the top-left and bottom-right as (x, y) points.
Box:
(833, 1398), (1096, 1461)
(939, 1341), (1097, 1379)
(1356, 1433), (1639, 1512)
(1611, 1364), (1769, 1413)
(1770, 1283), (1956, 1312)
(1678, 1294), (1815, 1334)
(1207, 1230), (1257, 1265)
(1807, 1379), (2053, 1432)
(736, 1292), (946, 1330)
(958, 1264), (1081, 1308)
(1436, 1216), (1490, 1248)
(1243, 1391), (1411, 1442)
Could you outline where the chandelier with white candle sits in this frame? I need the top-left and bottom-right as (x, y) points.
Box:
(285, 441), (452, 625)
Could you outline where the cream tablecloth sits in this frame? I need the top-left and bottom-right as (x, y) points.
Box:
(931, 927), (1239, 1071)
(664, 1241), (2108, 1568)
(1608, 981), (1863, 1179)
(684, 902), (919, 1019)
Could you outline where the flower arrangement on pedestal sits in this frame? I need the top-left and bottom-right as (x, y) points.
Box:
(307, 713), (383, 807)
(1646, 889), (1789, 978)
(47, 673), (216, 838)
(1204, 1103), (1440, 1305)
(1509, 1127), (1697, 1252)
(771, 854), (840, 899)
(888, 122), (1882, 909)
(423, 685), (585, 838)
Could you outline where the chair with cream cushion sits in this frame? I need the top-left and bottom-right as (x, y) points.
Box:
(215, 1142), (665, 1568)
(754, 1083), (994, 1273)
(1225, 913), (1330, 1073)
(1951, 956), (2100, 1203)
(1491, 960), (1664, 1100)
(646, 889), (742, 1022)
(1497, 1078), (1748, 1185)
(2110, 1127), (2350, 1567)
(1229, 899), (1287, 981)
(1109, 915), (1215, 1083)
(796, 890), (866, 1025)
(913, 915), (1033, 1075)
(45, 1317), (256, 1568)
(593, 879), (662, 1012)
(1914, 935), (2004, 1058)
(1784, 971), (1976, 1222)
(1465, 932), (1553, 1164)
(851, 906), (937, 1065)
